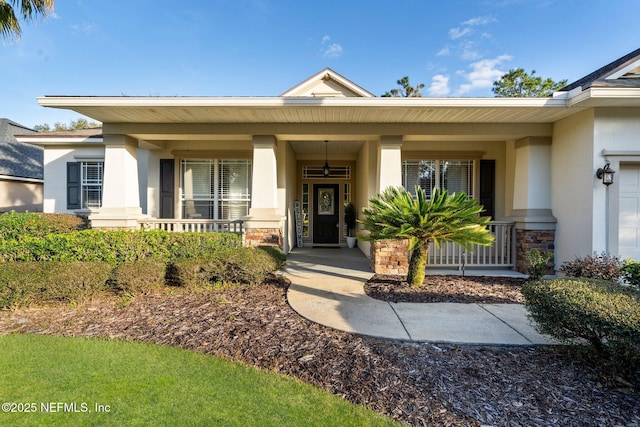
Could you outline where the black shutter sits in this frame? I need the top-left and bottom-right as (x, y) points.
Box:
(160, 159), (175, 218)
(479, 160), (495, 220)
(67, 162), (81, 209)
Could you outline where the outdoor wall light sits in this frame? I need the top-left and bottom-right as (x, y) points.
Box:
(323, 140), (331, 177)
(596, 162), (615, 186)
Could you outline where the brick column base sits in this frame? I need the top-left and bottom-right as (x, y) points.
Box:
(516, 229), (555, 274)
(370, 240), (409, 275)
(243, 228), (283, 248)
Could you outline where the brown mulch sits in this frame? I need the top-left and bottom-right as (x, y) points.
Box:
(1, 277), (638, 426)
(365, 274), (526, 304)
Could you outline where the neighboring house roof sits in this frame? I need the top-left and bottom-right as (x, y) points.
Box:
(0, 118), (43, 181)
(560, 47), (640, 91)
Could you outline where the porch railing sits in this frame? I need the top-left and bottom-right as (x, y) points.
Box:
(428, 221), (516, 269)
(138, 219), (243, 234)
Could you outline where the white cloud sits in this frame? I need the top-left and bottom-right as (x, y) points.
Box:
(437, 47), (450, 56)
(320, 35), (343, 58)
(457, 54), (512, 95)
(428, 74), (450, 96)
(322, 43), (343, 58)
(449, 27), (472, 40)
(70, 22), (96, 35)
(462, 16), (496, 26)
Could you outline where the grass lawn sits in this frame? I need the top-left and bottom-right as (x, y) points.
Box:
(0, 334), (397, 427)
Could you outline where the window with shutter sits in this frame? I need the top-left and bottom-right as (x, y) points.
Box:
(67, 161), (104, 209)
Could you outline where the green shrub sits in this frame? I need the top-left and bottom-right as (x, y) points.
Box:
(168, 247), (279, 287)
(109, 259), (167, 294)
(0, 261), (112, 308)
(0, 229), (241, 265)
(621, 259), (640, 289)
(525, 249), (553, 280)
(0, 211), (86, 240)
(558, 252), (622, 281)
(522, 278), (640, 366)
(257, 245), (287, 270)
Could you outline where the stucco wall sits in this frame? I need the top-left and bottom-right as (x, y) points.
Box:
(594, 107), (640, 256)
(552, 109), (595, 265)
(42, 146), (105, 214)
(0, 179), (43, 213)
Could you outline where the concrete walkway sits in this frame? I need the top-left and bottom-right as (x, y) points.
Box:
(285, 247), (555, 345)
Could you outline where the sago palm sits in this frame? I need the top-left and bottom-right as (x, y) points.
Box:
(360, 186), (494, 286)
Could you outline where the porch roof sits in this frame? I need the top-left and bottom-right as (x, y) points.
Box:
(37, 86), (640, 127)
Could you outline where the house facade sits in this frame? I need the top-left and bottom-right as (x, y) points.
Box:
(18, 49), (640, 272)
(0, 119), (43, 213)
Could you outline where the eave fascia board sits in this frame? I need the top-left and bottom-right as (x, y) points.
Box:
(37, 95), (567, 109)
(567, 87), (640, 107)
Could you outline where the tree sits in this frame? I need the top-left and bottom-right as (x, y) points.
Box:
(360, 186), (494, 286)
(0, 0), (54, 41)
(382, 76), (425, 97)
(492, 68), (568, 97)
(34, 118), (101, 132)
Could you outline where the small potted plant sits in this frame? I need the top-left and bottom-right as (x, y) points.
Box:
(344, 201), (357, 248)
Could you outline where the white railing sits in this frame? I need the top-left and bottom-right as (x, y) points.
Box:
(138, 219), (243, 234)
(428, 221), (515, 269)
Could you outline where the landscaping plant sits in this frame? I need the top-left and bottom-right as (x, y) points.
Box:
(620, 259), (640, 289)
(360, 186), (494, 286)
(522, 278), (640, 369)
(525, 249), (554, 280)
(558, 252), (622, 282)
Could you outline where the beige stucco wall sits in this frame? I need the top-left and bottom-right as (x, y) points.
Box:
(552, 109), (595, 265)
(0, 179), (43, 213)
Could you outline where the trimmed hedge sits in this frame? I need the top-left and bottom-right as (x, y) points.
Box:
(0, 229), (241, 264)
(558, 252), (622, 282)
(0, 261), (112, 308)
(0, 211), (86, 240)
(109, 259), (168, 294)
(168, 247), (281, 287)
(522, 278), (640, 365)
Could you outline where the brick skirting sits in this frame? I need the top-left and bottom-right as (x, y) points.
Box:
(516, 229), (555, 274)
(370, 240), (409, 275)
(243, 227), (283, 248)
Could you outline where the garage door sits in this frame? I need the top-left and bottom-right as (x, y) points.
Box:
(619, 164), (640, 261)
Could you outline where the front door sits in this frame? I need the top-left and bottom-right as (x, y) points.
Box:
(313, 184), (340, 244)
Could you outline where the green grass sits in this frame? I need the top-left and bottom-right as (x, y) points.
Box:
(0, 334), (397, 427)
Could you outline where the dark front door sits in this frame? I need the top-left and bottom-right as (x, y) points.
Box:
(313, 184), (340, 244)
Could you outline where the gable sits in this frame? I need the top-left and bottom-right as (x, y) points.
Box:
(280, 68), (375, 97)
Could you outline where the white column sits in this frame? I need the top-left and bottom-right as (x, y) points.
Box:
(243, 135), (284, 248)
(249, 135), (278, 215)
(378, 135), (403, 192)
(510, 137), (556, 226)
(90, 134), (144, 228)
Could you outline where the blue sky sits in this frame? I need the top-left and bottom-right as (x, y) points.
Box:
(3, 0), (639, 128)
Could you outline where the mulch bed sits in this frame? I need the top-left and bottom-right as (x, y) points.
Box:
(0, 277), (638, 426)
(365, 274), (526, 304)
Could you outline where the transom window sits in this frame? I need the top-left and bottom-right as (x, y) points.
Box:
(402, 159), (474, 197)
(180, 159), (252, 220)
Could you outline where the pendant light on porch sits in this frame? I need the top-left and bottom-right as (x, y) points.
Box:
(323, 140), (331, 177)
